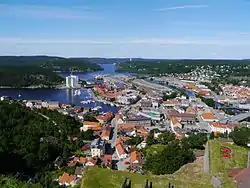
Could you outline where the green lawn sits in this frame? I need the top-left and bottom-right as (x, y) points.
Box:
(209, 140), (248, 187)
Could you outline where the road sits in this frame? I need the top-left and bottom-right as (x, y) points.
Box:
(110, 117), (118, 148)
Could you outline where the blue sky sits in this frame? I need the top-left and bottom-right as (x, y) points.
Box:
(1, 0), (250, 58)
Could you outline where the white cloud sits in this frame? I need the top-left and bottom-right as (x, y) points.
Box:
(154, 4), (209, 12)
(0, 4), (100, 20)
(1, 37), (250, 59)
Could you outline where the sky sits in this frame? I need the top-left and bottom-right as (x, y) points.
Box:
(1, 0), (250, 59)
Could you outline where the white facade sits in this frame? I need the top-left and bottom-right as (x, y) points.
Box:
(91, 148), (103, 157)
(66, 75), (79, 88)
(209, 124), (233, 134)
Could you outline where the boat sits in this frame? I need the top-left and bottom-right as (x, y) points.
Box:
(74, 90), (81, 96)
(92, 106), (102, 111)
(81, 101), (88, 104)
(18, 94), (22, 98)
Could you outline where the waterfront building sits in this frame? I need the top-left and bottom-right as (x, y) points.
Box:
(66, 75), (80, 88)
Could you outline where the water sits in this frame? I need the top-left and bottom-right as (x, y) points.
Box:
(0, 64), (126, 113)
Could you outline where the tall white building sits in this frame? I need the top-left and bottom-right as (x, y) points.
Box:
(66, 75), (79, 88)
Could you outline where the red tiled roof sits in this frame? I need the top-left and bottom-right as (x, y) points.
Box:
(118, 123), (136, 131)
(209, 122), (234, 129)
(200, 112), (218, 120)
(100, 130), (110, 138)
(130, 151), (142, 164)
(59, 173), (76, 185)
(83, 121), (100, 126)
(103, 155), (112, 164)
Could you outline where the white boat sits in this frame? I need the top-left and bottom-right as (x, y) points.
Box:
(81, 101), (88, 104)
(74, 90), (81, 96)
(18, 94), (22, 98)
(92, 106), (102, 111)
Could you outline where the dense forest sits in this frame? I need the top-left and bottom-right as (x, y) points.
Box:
(0, 66), (64, 88)
(0, 56), (103, 87)
(116, 59), (250, 76)
(0, 101), (91, 187)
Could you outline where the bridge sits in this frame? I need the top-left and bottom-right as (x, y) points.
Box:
(222, 111), (250, 123)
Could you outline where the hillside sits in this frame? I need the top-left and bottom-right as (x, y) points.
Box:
(80, 158), (211, 188)
(80, 140), (249, 188)
(0, 56), (102, 87)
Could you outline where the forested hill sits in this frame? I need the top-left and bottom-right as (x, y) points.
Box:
(0, 56), (103, 87)
(116, 59), (250, 75)
(0, 56), (103, 72)
(0, 101), (90, 187)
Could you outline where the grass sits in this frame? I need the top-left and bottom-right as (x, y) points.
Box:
(209, 140), (248, 174)
(79, 140), (248, 188)
(81, 158), (212, 188)
(209, 140), (248, 187)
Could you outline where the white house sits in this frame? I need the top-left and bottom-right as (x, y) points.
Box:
(209, 122), (234, 134)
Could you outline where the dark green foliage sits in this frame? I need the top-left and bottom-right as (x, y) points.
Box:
(0, 101), (86, 186)
(230, 127), (250, 147)
(157, 132), (176, 144)
(84, 115), (98, 122)
(181, 133), (208, 150)
(146, 130), (156, 146)
(0, 66), (63, 88)
(209, 132), (215, 140)
(117, 60), (250, 76)
(200, 97), (215, 108)
(144, 141), (195, 175)
(125, 136), (143, 146)
(0, 175), (43, 188)
(0, 56), (102, 87)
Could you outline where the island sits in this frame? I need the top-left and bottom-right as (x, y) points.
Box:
(0, 56), (103, 88)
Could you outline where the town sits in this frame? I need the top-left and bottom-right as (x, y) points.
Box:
(2, 66), (249, 187)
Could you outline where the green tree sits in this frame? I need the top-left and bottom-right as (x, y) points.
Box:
(144, 141), (194, 175)
(230, 127), (250, 146)
(209, 132), (215, 140)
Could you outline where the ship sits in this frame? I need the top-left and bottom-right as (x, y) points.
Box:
(74, 89), (81, 96)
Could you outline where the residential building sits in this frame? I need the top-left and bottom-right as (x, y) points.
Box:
(90, 138), (105, 157)
(115, 138), (127, 160)
(58, 172), (77, 187)
(170, 117), (182, 129)
(209, 122), (234, 134)
(200, 112), (219, 122)
(81, 121), (101, 132)
(95, 112), (114, 124)
(124, 114), (151, 127)
(130, 151), (142, 170)
(100, 130), (111, 141)
(48, 101), (60, 110)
